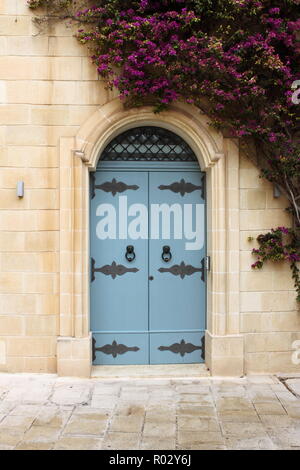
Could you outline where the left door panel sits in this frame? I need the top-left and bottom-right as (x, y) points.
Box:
(90, 171), (149, 364)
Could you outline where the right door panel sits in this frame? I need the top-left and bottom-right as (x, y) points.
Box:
(148, 171), (206, 364)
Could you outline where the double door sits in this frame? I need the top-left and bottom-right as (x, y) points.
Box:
(90, 168), (206, 365)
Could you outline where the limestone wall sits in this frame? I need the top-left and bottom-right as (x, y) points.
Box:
(239, 155), (300, 373)
(0, 2), (299, 375)
(0, 3), (108, 372)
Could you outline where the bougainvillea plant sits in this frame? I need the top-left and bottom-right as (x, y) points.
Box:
(27, 0), (300, 296)
(249, 227), (300, 301)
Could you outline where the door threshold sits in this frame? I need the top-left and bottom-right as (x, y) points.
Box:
(91, 364), (210, 379)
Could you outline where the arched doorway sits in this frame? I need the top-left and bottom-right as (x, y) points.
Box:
(90, 126), (207, 365)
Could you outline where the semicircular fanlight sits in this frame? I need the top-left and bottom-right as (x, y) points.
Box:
(100, 126), (198, 163)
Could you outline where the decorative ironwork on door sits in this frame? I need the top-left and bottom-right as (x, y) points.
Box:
(91, 174), (140, 199)
(92, 337), (140, 361)
(158, 176), (205, 199)
(158, 259), (206, 281)
(91, 258), (139, 281)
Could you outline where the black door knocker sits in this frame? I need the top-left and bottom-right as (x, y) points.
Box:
(162, 246), (172, 262)
(125, 245), (136, 262)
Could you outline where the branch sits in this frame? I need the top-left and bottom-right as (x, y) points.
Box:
(284, 173), (300, 226)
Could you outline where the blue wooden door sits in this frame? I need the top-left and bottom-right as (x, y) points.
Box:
(90, 168), (206, 365)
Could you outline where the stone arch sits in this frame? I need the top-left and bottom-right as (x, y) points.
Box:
(74, 99), (224, 170)
(57, 98), (243, 378)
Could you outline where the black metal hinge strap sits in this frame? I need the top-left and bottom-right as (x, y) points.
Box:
(91, 176), (139, 199)
(158, 178), (203, 197)
(92, 337), (140, 360)
(158, 258), (205, 282)
(91, 258), (139, 281)
(158, 337), (205, 359)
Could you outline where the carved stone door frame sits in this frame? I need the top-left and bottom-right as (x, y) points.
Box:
(57, 99), (244, 377)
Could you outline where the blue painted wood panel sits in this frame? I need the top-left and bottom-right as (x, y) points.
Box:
(92, 333), (149, 365)
(150, 332), (205, 364)
(148, 171), (206, 364)
(90, 171), (149, 365)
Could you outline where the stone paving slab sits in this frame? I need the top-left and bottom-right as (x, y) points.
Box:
(285, 379), (300, 397)
(0, 373), (299, 450)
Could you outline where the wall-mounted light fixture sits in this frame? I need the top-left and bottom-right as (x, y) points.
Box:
(273, 184), (281, 199)
(17, 181), (24, 198)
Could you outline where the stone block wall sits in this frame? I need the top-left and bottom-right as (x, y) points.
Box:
(0, 3), (108, 372)
(239, 154), (300, 373)
(0, 3), (299, 375)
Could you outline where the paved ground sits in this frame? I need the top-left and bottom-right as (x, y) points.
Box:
(0, 373), (299, 450)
